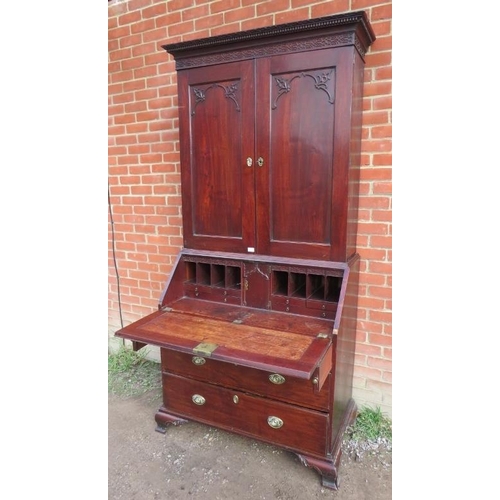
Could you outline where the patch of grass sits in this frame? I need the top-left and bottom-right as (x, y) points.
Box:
(347, 406), (392, 443)
(108, 345), (162, 398)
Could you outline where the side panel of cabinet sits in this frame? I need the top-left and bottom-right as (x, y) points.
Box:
(255, 47), (355, 261)
(177, 60), (256, 253)
(346, 51), (365, 261)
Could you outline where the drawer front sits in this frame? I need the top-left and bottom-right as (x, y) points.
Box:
(271, 296), (336, 320)
(184, 283), (241, 305)
(161, 349), (330, 411)
(162, 373), (328, 457)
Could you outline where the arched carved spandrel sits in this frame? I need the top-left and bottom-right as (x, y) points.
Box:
(272, 69), (335, 110)
(191, 82), (241, 115)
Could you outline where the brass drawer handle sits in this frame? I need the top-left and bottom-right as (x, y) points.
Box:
(192, 394), (206, 405)
(269, 374), (285, 385)
(192, 356), (206, 366)
(267, 416), (283, 429)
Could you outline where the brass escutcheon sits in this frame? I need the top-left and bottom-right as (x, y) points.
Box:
(233, 395), (239, 404)
(192, 394), (206, 405)
(267, 416), (283, 429)
(269, 373), (285, 385)
(192, 356), (206, 366)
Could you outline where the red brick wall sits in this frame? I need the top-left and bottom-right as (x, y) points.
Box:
(108, 0), (392, 417)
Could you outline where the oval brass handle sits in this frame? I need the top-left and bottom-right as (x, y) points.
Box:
(267, 416), (283, 429)
(269, 374), (285, 385)
(192, 356), (206, 366)
(192, 394), (206, 405)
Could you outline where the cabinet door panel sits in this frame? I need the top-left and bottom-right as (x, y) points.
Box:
(178, 61), (256, 253)
(255, 48), (353, 261)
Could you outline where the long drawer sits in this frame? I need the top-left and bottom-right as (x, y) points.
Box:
(161, 348), (330, 411)
(162, 372), (329, 457)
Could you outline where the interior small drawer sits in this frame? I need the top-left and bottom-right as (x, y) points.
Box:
(161, 348), (330, 411)
(183, 282), (241, 305)
(162, 372), (328, 457)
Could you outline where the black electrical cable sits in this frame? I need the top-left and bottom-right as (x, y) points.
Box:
(108, 185), (124, 330)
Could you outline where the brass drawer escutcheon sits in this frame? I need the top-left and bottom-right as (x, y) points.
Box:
(267, 416), (283, 429)
(269, 373), (285, 385)
(192, 356), (206, 365)
(192, 394), (206, 405)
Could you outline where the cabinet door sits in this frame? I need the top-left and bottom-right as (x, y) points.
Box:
(255, 48), (354, 261)
(178, 60), (256, 253)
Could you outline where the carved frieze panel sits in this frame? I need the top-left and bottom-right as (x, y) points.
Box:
(176, 33), (355, 69)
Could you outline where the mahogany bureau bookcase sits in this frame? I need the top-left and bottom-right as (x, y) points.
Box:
(115, 11), (375, 490)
